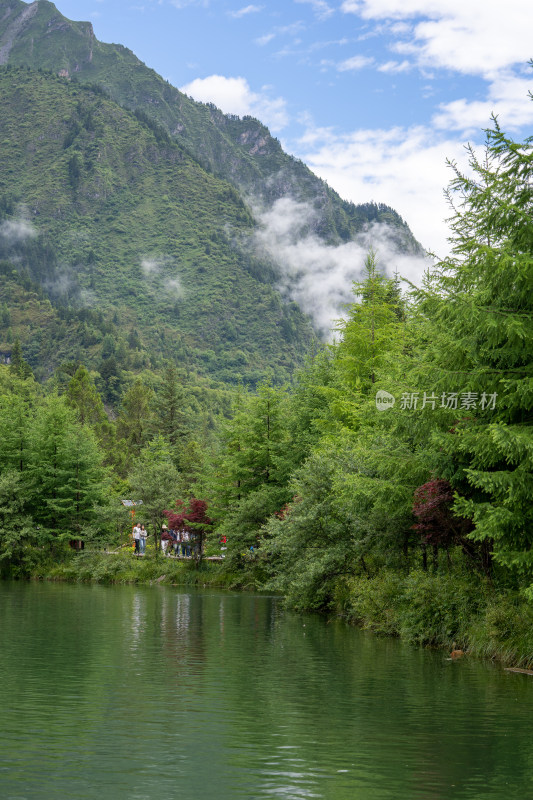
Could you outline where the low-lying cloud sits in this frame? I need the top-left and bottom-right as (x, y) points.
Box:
(141, 256), (172, 275)
(140, 255), (184, 299)
(251, 197), (429, 336)
(164, 277), (184, 298)
(0, 217), (37, 244)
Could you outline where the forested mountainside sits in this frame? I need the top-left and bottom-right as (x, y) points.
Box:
(0, 67), (316, 387)
(0, 0), (420, 250)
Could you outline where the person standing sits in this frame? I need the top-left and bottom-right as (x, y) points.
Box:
(161, 524), (172, 555)
(172, 528), (181, 557)
(132, 523), (141, 555)
(139, 524), (147, 555)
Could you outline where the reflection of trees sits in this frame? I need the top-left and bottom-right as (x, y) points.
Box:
(190, 596), (533, 799)
(3, 585), (533, 799)
(159, 591), (207, 685)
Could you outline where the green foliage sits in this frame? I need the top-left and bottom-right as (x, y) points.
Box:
(9, 339), (33, 379)
(157, 365), (183, 442)
(334, 250), (404, 394)
(45, 549), (229, 587)
(27, 395), (108, 540)
(116, 378), (154, 459)
(0, 0), (419, 249)
(415, 119), (533, 585)
(0, 470), (36, 575)
(66, 365), (107, 427)
(0, 369), (111, 569)
(0, 66), (315, 385)
(128, 435), (181, 549)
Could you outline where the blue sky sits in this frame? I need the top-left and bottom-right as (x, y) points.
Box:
(54, 0), (533, 257)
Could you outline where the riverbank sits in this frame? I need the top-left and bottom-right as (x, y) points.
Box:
(329, 569), (533, 670)
(32, 551), (533, 670)
(41, 550), (243, 589)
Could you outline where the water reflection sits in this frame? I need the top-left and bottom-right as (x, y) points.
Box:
(1, 583), (533, 800)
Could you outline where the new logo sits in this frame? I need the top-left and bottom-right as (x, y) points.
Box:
(375, 390), (395, 411)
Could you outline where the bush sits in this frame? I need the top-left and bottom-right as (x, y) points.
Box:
(398, 571), (483, 647)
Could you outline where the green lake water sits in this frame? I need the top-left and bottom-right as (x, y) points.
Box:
(1, 581), (532, 800)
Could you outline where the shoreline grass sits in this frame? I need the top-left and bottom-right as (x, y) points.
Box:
(22, 552), (533, 671)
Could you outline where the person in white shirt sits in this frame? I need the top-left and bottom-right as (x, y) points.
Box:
(132, 524), (141, 555)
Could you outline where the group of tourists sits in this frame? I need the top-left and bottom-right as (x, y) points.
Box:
(160, 524), (196, 558)
(132, 523), (198, 557)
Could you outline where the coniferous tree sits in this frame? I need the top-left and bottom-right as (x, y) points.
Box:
(418, 118), (533, 584)
(129, 435), (181, 552)
(116, 379), (154, 459)
(0, 393), (33, 474)
(9, 339), (33, 380)
(157, 364), (189, 451)
(0, 471), (35, 573)
(213, 382), (293, 555)
(335, 250), (404, 394)
(27, 395), (107, 541)
(66, 365), (107, 427)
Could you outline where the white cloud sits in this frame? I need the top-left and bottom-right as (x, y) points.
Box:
(294, 0), (334, 21)
(337, 54), (374, 71)
(255, 32), (275, 45)
(168, 0), (209, 8)
(433, 72), (533, 133)
(164, 277), (184, 297)
(229, 4), (263, 18)
(180, 75), (289, 131)
(141, 256), (185, 298)
(378, 59), (411, 73)
(141, 256), (168, 275)
(340, 0), (533, 78)
(0, 217), (37, 243)
(251, 197), (429, 335)
(294, 122), (473, 259)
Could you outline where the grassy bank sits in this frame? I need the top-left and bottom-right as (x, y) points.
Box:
(42, 550), (244, 589)
(35, 551), (533, 670)
(330, 569), (533, 670)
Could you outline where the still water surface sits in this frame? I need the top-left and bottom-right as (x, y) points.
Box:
(1, 582), (532, 800)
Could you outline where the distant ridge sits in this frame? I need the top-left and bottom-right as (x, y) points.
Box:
(0, 66), (315, 385)
(0, 0), (420, 251)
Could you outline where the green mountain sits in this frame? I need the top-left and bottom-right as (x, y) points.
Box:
(0, 0), (421, 394)
(0, 0), (419, 247)
(0, 67), (315, 387)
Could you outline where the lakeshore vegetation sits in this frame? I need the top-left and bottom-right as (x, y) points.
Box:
(1, 111), (532, 666)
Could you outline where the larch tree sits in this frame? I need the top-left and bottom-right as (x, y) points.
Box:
(419, 117), (533, 585)
(27, 395), (108, 542)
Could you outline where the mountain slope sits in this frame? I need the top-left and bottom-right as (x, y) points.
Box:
(0, 66), (315, 384)
(0, 0), (420, 250)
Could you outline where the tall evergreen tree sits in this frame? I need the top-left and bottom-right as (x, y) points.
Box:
(129, 435), (181, 552)
(66, 365), (107, 427)
(116, 379), (154, 459)
(0, 393), (33, 474)
(157, 364), (188, 446)
(9, 339), (33, 380)
(335, 249), (404, 396)
(0, 471), (35, 573)
(418, 118), (533, 584)
(27, 396), (107, 541)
